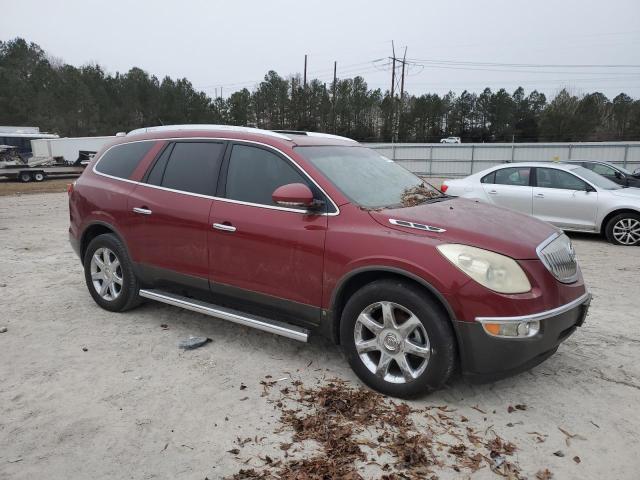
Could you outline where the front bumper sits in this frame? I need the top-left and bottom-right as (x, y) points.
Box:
(455, 292), (591, 382)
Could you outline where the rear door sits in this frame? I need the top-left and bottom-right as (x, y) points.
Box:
(480, 167), (533, 214)
(532, 167), (598, 231)
(208, 143), (328, 321)
(126, 141), (226, 288)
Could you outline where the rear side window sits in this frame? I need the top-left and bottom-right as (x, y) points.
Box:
(494, 167), (531, 186)
(147, 142), (225, 196)
(225, 144), (308, 206)
(95, 141), (154, 179)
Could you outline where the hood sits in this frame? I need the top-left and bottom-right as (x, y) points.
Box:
(609, 187), (640, 200)
(368, 198), (558, 260)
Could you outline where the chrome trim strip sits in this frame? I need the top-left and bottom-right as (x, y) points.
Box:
(92, 137), (340, 216)
(475, 292), (591, 324)
(389, 218), (446, 233)
(139, 289), (309, 342)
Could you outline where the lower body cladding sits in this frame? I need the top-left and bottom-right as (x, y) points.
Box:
(454, 292), (591, 382)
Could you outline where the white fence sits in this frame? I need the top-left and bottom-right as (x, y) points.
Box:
(366, 142), (640, 178)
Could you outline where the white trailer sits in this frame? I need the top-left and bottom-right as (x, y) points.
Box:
(30, 136), (115, 164)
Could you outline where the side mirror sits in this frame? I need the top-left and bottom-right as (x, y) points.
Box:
(634, 168), (640, 176)
(272, 183), (316, 208)
(615, 171), (623, 179)
(586, 184), (597, 193)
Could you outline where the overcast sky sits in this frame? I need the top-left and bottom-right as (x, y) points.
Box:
(2, 0), (640, 99)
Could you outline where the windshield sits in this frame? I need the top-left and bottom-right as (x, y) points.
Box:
(571, 166), (623, 190)
(295, 146), (445, 208)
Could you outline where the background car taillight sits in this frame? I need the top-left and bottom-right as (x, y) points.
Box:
(441, 182), (448, 193)
(67, 181), (75, 195)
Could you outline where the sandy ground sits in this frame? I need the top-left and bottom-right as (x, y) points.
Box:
(0, 192), (639, 480)
(0, 177), (77, 196)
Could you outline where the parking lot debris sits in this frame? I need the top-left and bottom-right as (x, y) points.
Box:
(160, 324), (169, 330)
(536, 468), (554, 479)
(177, 336), (212, 350)
(573, 456), (581, 464)
(82, 347), (88, 352)
(225, 378), (559, 479)
(553, 450), (565, 457)
(0, 326), (7, 333)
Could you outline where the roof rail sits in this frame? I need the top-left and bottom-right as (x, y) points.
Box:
(271, 130), (358, 143)
(127, 125), (292, 140)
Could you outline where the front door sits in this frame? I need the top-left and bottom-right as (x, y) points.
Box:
(532, 167), (598, 231)
(126, 141), (226, 287)
(208, 143), (327, 319)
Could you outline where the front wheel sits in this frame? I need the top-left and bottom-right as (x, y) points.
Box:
(340, 279), (456, 398)
(605, 213), (640, 246)
(18, 172), (32, 183)
(33, 172), (45, 182)
(83, 233), (141, 311)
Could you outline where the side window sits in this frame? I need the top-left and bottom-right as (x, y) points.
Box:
(536, 168), (588, 191)
(95, 141), (155, 179)
(494, 167), (531, 186)
(148, 142), (224, 195)
(481, 172), (495, 184)
(225, 144), (309, 207)
(591, 163), (616, 176)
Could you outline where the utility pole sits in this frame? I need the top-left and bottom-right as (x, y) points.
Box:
(303, 54), (308, 88)
(332, 61), (337, 133)
(399, 47), (407, 140)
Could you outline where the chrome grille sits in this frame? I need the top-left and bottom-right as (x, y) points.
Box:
(537, 234), (578, 283)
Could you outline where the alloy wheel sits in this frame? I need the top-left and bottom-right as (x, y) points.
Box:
(354, 301), (431, 384)
(90, 247), (123, 301)
(613, 218), (640, 245)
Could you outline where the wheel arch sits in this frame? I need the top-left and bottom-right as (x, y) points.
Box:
(80, 221), (129, 261)
(328, 266), (459, 347)
(600, 208), (640, 235)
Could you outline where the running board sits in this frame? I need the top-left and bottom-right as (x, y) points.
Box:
(139, 289), (309, 342)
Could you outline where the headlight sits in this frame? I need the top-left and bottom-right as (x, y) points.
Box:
(437, 244), (531, 294)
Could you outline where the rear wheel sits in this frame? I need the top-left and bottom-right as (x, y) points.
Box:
(33, 172), (45, 182)
(340, 279), (456, 398)
(83, 233), (141, 311)
(605, 213), (640, 246)
(18, 172), (32, 183)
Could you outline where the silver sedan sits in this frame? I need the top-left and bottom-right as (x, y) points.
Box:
(442, 162), (640, 246)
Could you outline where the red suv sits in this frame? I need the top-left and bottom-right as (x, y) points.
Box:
(68, 125), (590, 397)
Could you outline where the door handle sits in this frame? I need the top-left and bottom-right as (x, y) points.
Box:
(535, 193), (545, 198)
(488, 190), (498, 195)
(213, 223), (237, 232)
(133, 207), (152, 215)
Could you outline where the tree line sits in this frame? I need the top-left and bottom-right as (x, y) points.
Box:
(1, 38), (639, 142)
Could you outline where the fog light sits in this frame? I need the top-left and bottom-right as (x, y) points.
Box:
(481, 320), (540, 338)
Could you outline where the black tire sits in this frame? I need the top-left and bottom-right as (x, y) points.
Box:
(340, 279), (456, 398)
(18, 172), (32, 183)
(605, 212), (640, 246)
(33, 172), (45, 182)
(83, 233), (141, 312)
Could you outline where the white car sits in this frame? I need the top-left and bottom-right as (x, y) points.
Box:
(441, 162), (640, 246)
(440, 136), (461, 144)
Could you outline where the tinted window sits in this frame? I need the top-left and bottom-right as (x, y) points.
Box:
(494, 167), (531, 186)
(156, 142), (224, 195)
(95, 141), (154, 179)
(146, 145), (173, 186)
(536, 168), (588, 190)
(226, 144), (308, 206)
